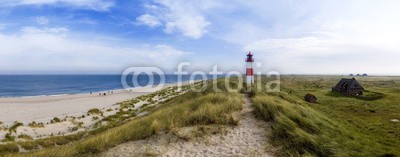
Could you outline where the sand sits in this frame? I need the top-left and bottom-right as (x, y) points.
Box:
(0, 82), (190, 141)
(0, 87), (152, 125)
(101, 95), (274, 157)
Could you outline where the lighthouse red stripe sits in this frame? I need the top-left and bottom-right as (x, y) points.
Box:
(246, 68), (253, 76)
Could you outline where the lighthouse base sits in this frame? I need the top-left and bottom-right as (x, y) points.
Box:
(246, 76), (254, 84)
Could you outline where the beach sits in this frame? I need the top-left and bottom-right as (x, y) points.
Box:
(0, 88), (149, 125)
(0, 82), (190, 141)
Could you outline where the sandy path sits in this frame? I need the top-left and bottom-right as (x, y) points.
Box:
(101, 95), (273, 157)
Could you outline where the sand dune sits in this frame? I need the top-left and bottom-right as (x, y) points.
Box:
(0, 89), (148, 125)
(101, 95), (274, 157)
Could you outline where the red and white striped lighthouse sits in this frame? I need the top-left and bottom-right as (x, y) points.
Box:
(246, 51), (254, 84)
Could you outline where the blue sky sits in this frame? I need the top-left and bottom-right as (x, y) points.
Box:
(0, 0), (400, 75)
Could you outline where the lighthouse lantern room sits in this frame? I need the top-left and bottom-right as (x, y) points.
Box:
(246, 52), (254, 84)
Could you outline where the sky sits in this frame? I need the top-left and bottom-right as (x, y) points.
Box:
(0, 0), (399, 75)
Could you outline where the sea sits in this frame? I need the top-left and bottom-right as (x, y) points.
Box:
(0, 75), (214, 97)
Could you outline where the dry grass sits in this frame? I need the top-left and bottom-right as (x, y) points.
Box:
(2, 79), (243, 156)
(252, 76), (400, 156)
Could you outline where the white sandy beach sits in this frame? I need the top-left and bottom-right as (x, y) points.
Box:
(0, 88), (148, 125)
(0, 81), (195, 142)
(0, 82), (189, 125)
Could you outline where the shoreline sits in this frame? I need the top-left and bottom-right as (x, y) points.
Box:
(0, 82), (181, 99)
(0, 81), (195, 141)
(0, 81), (189, 102)
(0, 81), (192, 125)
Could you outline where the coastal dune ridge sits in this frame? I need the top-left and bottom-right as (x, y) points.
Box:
(0, 81), (188, 125)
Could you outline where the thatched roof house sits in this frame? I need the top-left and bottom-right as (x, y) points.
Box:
(332, 78), (364, 96)
(304, 93), (317, 103)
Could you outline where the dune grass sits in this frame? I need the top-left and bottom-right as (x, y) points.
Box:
(2, 79), (243, 156)
(252, 76), (400, 156)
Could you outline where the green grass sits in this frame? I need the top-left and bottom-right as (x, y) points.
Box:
(17, 134), (33, 140)
(2, 79), (243, 156)
(28, 121), (44, 128)
(8, 122), (23, 133)
(50, 117), (61, 123)
(4, 76), (397, 156)
(87, 108), (102, 115)
(2, 133), (16, 142)
(326, 90), (385, 101)
(252, 76), (400, 156)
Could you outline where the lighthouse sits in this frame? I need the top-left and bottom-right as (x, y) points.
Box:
(245, 51), (254, 84)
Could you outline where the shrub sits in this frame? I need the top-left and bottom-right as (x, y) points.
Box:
(51, 117), (61, 123)
(8, 79), (242, 156)
(9, 122), (23, 133)
(88, 108), (103, 115)
(18, 134), (33, 140)
(28, 121), (44, 128)
(92, 116), (99, 121)
(69, 126), (79, 132)
(0, 143), (19, 155)
(3, 133), (16, 142)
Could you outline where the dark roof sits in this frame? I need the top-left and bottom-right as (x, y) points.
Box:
(333, 78), (364, 90)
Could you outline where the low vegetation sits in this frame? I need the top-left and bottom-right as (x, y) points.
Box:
(28, 121), (44, 128)
(17, 134), (33, 140)
(8, 122), (23, 133)
(1, 79), (243, 156)
(2, 133), (16, 142)
(252, 76), (400, 156)
(87, 108), (102, 115)
(50, 117), (61, 123)
(4, 76), (396, 156)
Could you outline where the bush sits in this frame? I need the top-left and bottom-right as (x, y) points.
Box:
(69, 126), (79, 132)
(3, 133), (16, 142)
(9, 122), (23, 133)
(8, 79), (242, 156)
(0, 143), (19, 155)
(18, 134), (33, 140)
(87, 108), (103, 115)
(51, 117), (61, 123)
(28, 121), (44, 128)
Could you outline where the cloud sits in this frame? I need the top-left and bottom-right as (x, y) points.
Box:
(136, 14), (161, 28)
(243, 34), (400, 74)
(137, 0), (224, 39)
(0, 26), (189, 74)
(2, 0), (400, 75)
(33, 16), (49, 25)
(1, 0), (115, 11)
(21, 26), (68, 34)
(208, 0), (400, 75)
(132, 0), (400, 74)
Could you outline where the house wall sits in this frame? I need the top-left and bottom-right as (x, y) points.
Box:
(345, 89), (363, 96)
